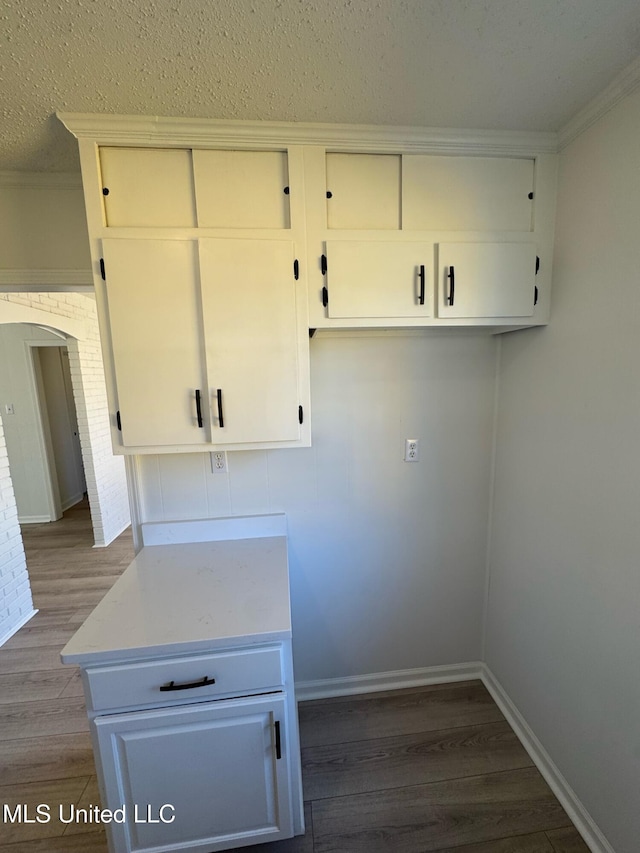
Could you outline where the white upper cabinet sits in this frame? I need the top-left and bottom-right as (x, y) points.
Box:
(102, 238), (207, 447)
(437, 242), (538, 318)
(402, 155), (534, 232)
(199, 239), (303, 445)
(58, 113), (557, 450)
(99, 148), (197, 227)
(193, 150), (290, 229)
(325, 153), (401, 229)
(101, 236), (307, 452)
(324, 241), (433, 318)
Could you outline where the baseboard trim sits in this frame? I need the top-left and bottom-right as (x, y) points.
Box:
(18, 514), (54, 524)
(480, 664), (614, 853)
(0, 608), (38, 647)
(61, 493), (85, 512)
(295, 662), (483, 702)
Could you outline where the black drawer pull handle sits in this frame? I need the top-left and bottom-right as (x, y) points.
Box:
(195, 389), (204, 428)
(274, 720), (282, 759)
(159, 676), (216, 692)
(418, 264), (425, 306)
(216, 388), (225, 428)
(447, 266), (455, 306)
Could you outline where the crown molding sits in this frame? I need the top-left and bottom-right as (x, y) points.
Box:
(0, 270), (93, 288)
(0, 171), (82, 189)
(57, 112), (558, 156)
(558, 54), (640, 149)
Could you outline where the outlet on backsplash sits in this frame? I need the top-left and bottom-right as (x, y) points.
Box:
(210, 451), (228, 473)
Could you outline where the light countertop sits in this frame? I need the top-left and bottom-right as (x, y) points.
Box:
(60, 536), (291, 665)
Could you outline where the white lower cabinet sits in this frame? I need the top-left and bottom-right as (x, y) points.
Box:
(94, 694), (292, 853)
(61, 535), (304, 853)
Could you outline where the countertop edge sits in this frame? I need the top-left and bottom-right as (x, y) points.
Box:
(61, 628), (292, 667)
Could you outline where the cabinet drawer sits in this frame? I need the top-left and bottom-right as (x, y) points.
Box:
(85, 646), (284, 712)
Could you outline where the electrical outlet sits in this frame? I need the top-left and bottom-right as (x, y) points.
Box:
(210, 451), (228, 473)
(404, 439), (420, 462)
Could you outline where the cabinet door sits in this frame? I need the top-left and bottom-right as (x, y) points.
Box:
(199, 239), (302, 444)
(102, 238), (208, 446)
(325, 241), (434, 318)
(437, 242), (537, 318)
(326, 153), (401, 229)
(193, 150), (290, 228)
(99, 148), (197, 227)
(403, 155), (534, 232)
(95, 695), (292, 853)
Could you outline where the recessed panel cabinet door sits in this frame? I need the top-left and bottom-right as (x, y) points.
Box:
(199, 239), (301, 444)
(94, 695), (293, 853)
(102, 238), (208, 447)
(325, 241), (434, 318)
(403, 155), (534, 232)
(437, 242), (537, 318)
(99, 148), (197, 227)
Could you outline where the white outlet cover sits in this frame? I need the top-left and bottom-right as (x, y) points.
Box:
(404, 438), (420, 462)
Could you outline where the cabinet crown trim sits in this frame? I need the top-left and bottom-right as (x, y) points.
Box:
(57, 112), (559, 156)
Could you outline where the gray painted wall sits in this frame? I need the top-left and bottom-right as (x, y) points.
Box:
(487, 86), (640, 853)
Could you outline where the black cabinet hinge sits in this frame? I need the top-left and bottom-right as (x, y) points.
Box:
(100, 258), (106, 281)
(535, 256), (540, 275)
(116, 411), (122, 431)
(322, 286), (329, 307)
(321, 254), (327, 275)
(298, 405), (304, 425)
(534, 286), (539, 306)
(294, 259), (299, 280)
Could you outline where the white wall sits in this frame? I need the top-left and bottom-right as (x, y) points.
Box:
(138, 331), (498, 682)
(486, 88), (640, 853)
(0, 174), (91, 273)
(0, 413), (35, 644)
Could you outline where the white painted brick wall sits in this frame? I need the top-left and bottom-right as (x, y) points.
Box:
(0, 413), (34, 644)
(0, 292), (130, 548)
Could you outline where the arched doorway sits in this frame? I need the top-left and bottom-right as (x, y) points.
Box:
(0, 293), (131, 645)
(0, 323), (88, 523)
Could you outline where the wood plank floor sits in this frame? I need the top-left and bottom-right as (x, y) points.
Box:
(0, 500), (590, 853)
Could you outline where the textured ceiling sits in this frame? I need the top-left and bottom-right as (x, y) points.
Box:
(2, 0), (640, 172)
